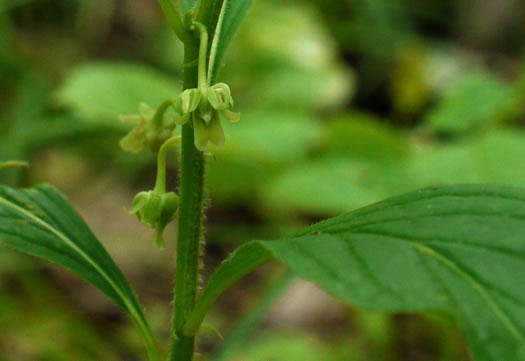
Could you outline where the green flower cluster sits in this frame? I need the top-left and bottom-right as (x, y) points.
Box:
(173, 83), (239, 151)
(118, 20), (240, 249)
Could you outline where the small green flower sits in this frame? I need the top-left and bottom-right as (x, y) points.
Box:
(173, 83), (240, 151)
(120, 102), (176, 154)
(128, 190), (179, 249)
(173, 89), (201, 126)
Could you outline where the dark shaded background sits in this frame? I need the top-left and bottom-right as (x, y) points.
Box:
(1, 0), (525, 360)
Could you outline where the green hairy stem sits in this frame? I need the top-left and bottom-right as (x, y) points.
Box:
(168, 2), (223, 359)
(168, 41), (203, 361)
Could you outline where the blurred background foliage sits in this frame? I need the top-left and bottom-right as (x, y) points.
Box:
(0, 0), (524, 359)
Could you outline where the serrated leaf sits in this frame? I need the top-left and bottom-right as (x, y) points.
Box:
(0, 184), (159, 361)
(187, 184), (525, 361)
(55, 62), (178, 121)
(208, 0), (255, 83)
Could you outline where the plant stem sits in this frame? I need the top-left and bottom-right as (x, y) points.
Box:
(190, 21), (209, 90)
(168, 39), (204, 361)
(154, 136), (180, 194)
(166, 1), (224, 359)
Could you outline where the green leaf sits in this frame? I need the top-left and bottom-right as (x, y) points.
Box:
(407, 129), (525, 188)
(180, 0), (198, 14)
(55, 62), (178, 121)
(262, 157), (404, 215)
(207, 110), (321, 203)
(325, 112), (410, 160)
(186, 184), (525, 361)
(208, 0), (255, 83)
(0, 184), (159, 361)
(426, 71), (518, 132)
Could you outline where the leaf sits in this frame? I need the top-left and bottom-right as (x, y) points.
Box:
(207, 110), (321, 203)
(262, 157), (405, 215)
(425, 71), (518, 132)
(208, 0), (255, 83)
(325, 112), (410, 160)
(0, 184), (159, 361)
(407, 129), (525, 188)
(55, 62), (178, 121)
(186, 184), (525, 361)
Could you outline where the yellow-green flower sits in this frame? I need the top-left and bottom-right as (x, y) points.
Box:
(128, 190), (179, 249)
(119, 102), (176, 154)
(173, 83), (240, 151)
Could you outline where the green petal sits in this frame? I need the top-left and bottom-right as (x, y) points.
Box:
(127, 193), (149, 216)
(207, 88), (227, 111)
(181, 89), (201, 114)
(208, 113), (225, 149)
(223, 109), (240, 122)
(193, 113), (209, 151)
(213, 83), (234, 108)
(139, 102), (155, 119)
(119, 122), (148, 153)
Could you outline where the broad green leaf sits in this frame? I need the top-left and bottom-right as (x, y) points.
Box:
(324, 112), (410, 161)
(218, 110), (321, 162)
(186, 184), (525, 361)
(0, 184), (159, 361)
(208, 0), (255, 83)
(55, 62), (178, 121)
(220, 2), (354, 109)
(262, 157), (405, 215)
(207, 110), (321, 202)
(408, 129), (525, 188)
(255, 67), (353, 110)
(426, 71), (518, 132)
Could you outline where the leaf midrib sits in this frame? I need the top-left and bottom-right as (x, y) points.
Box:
(0, 195), (150, 338)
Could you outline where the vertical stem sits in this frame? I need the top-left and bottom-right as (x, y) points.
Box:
(168, 40), (204, 361)
(166, 1), (224, 359)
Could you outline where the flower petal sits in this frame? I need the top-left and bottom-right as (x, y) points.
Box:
(208, 113), (225, 149)
(193, 113), (209, 151)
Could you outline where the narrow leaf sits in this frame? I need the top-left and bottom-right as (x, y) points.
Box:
(208, 0), (255, 83)
(0, 184), (159, 361)
(187, 184), (525, 361)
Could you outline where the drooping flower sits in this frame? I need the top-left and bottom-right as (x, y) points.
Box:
(119, 102), (176, 154)
(128, 190), (179, 249)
